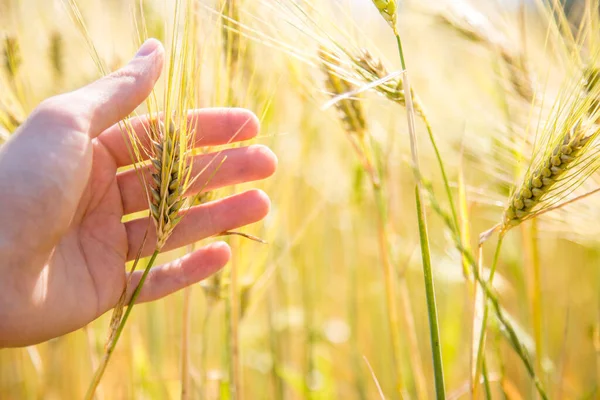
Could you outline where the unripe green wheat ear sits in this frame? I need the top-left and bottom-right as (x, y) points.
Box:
(371, 0), (398, 34)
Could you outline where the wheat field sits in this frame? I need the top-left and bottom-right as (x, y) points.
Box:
(2, 0), (600, 399)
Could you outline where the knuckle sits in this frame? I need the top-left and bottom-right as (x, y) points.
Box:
(33, 95), (89, 133)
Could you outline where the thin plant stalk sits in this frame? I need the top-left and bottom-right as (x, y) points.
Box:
(200, 298), (215, 398)
(223, 279), (233, 399)
(320, 47), (416, 394)
(368, 134), (426, 397)
(372, 180), (404, 393)
(482, 358), (492, 399)
(473, 235), (504, 398)
(267, 287), (284, 400)
(524, 220), (544, 381)
(181, 242), (195, 400)
(398, 279), (428, 400)
(394, 33), (446, 399)
(229, 244), (241, 400)
(85, 249), (160, 400)
(181, 285), (192, 400)
(366, 134), (427, 399)
(426, 182), (548, 399)
(300, 239), (316, 397)
(349, 245), (368, 400)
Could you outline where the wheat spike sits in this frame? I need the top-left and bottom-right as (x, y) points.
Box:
(502, 121), (594, 228)
(354, 49), (405, 105)
(371, 0), (398, 33)
(319, 49), (367, 137)
(352, 49), (426, 116)
(149, 119), (188, 249)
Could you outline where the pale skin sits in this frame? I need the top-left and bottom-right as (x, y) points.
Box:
(0, 39), (277, 347)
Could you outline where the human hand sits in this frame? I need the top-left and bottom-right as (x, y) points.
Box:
(0, 39), (277, 347)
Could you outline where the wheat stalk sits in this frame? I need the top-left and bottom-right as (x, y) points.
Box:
(320, 47), (433, 398)
(77, 0), (207, 396)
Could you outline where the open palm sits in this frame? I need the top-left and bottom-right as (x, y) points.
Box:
(0, 39), (276, 347)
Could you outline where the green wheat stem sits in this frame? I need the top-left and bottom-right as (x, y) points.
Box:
(414, 186), (445, 399)
(463, 244), (548, 399)
(397, 33), (460, 236)
(482, 358), (492, 399)
(85, 249), (161, 400)
(395, 33), (446, 399)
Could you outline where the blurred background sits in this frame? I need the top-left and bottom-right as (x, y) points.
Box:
(1, 0), (600, 399)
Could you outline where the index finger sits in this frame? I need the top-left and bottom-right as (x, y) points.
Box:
(98, 108), (260, 167)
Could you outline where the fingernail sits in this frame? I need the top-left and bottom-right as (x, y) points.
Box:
(135, 39), (160, 58)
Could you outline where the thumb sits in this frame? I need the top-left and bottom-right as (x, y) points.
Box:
(62, 38), (164, 138)
(0, 39), (164, 266)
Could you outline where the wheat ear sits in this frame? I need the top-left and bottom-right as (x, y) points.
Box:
(372, 0), (398, 34)
(503, 121), (593, 227)
(149, 119), (188, 249)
